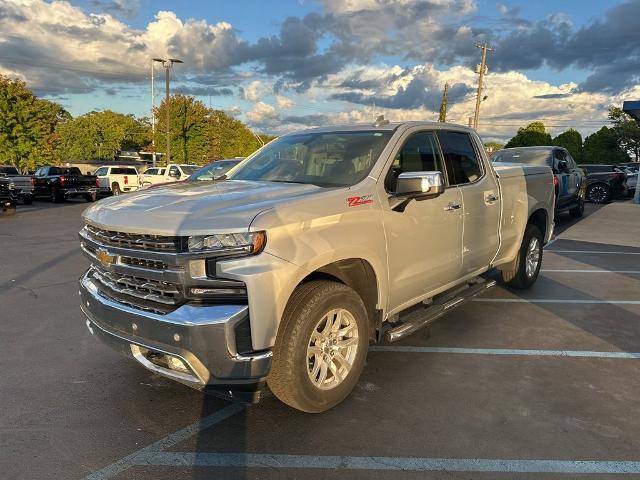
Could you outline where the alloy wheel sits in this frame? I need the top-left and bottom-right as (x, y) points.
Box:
(525, 236), (540, 278)
(307, 308), (359, 390)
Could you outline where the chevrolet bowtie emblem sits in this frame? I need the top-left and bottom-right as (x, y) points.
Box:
(96, 248), (116, 268)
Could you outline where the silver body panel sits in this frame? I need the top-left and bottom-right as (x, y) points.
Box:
(80, 121), (555, 391)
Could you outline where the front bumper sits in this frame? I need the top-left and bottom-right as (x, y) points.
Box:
(79, 271), (272, 403)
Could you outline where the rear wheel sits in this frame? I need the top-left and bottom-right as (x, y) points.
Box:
(587, 184), (610, 204)
(569, 198), (584, 218)
(112, 183), (121, 196)
(267, 280), (369, 413)
(501, 224), (543, 290)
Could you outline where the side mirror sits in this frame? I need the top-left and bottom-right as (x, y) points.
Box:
(391, 171), (445, 212)
(395, 171), (445, 198)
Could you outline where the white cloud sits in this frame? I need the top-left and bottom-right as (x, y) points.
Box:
(276, 95), (294, 109)
(242, 80), (265, 102)
(246, 101), (278, 126)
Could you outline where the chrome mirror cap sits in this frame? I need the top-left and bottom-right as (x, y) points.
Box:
(395, 171), (445, 198)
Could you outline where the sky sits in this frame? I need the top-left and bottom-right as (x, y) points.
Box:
(1, 0), (639, 142)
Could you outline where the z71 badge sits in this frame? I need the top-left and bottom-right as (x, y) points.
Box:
(347, 195), (374, 207)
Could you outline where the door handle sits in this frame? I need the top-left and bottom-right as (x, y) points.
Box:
(485, 193), (499, 204)
(444, 202), (461, 212)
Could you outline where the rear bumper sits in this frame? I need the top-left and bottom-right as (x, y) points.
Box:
(63, 187), (98, 197)
(78, 271), (272, 403)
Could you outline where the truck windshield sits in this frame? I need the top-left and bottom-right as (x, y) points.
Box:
(227, 131), (393, 187)
(491, 149), (552, 166)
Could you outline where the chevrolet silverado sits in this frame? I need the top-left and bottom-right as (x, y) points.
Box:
(78, 121), (555, 413)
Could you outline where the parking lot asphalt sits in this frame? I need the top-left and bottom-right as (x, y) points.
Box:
(1, 200), (639, 480)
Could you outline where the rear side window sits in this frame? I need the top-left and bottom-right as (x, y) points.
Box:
(386, 131), (444, 191)
(437, 131), (482, 185)
(95, 167), (108, 176)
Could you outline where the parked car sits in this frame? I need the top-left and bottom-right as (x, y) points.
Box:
(491, 146), (586, 217)
(94, 165), (140, 196)
(79, 121), (555, 412)
(32, 166), (98, 203)
(0, 165), (33, 204)
(140, 164), (198, 187)
(577, 164), (628, 203)
(615, 164), (637, 194)
(0, 177), (18, 214)
(187, 159), (242, 182)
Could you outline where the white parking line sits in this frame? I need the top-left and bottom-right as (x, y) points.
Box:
(541, 269), (640, 273)
(473, 298), (640, 304)
(135, 451), (640, 474)
(546, 250), (640, 255)
(369, 346), (640, 359)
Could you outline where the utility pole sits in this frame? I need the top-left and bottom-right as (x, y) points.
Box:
(473, 42), (492, 130)
(438, 83), (449, 122)
(150, 59), (156, 167)
(153, 58), (183, 165)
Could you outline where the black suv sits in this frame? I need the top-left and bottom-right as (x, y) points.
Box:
(577, 164), (628, 203)
(491, 146), (587, 218)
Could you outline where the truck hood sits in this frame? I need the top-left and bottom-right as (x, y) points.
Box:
(82, 180), (324, 235)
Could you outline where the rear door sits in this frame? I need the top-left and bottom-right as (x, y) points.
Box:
(437, 130), (501, 275)
(564, 150), (581, 204)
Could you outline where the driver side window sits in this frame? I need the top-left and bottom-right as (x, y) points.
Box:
(386, 131), (444, 192)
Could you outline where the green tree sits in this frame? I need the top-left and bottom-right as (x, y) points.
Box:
(154, 95), (210, 165)
(552, 128), (583, 162)
(609, 106), (640, 161)
(582, 126), (629, 164)
(505, 122), (552, 148)
(56, 110), (149, 162)
(438, 83), (449, 123)
(206, 110), (263, 161)
(0, 75), (69, 172)
(484, 141), (504, 152)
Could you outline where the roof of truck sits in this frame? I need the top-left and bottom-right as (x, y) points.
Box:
(288, 121), (474, 135)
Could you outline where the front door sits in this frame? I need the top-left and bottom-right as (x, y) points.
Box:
(381, 129), (464, 312)
(437, 130), (501, 275)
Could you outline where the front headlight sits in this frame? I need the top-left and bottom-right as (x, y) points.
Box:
(187, 231), (266, 256)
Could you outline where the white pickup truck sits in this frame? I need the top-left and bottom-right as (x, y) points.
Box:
(140, 163), (198, 187)
(94, 165), (140, 196)
(78, 121), (554, 412)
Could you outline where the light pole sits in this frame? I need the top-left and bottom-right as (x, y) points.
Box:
(152, 58), (183, 165)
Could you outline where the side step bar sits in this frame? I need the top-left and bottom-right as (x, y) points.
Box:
(384, 278), (496, 342)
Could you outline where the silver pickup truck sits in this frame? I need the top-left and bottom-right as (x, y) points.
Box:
(78, 121), (554, 412)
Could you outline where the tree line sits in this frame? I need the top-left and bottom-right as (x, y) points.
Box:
(0, 75), (272, 173)
(500, 108), (640, 164)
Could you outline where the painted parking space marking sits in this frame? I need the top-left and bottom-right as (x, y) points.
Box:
(133, 452), (640, 474)
(540, 269), (640, 273)
(85, 403), (245, 480)
(546, 250), (640, 255)
(474, 298), (640, 305)
(370, 346), (640, 359)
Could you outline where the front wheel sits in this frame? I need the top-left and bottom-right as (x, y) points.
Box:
(267, 280), (369, 413)
(501, 224), (543, 290)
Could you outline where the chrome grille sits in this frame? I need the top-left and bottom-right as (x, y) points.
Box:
(119, 256), (168, 270)
(84, 224), (183, 252)
(91, 268), (181, 306)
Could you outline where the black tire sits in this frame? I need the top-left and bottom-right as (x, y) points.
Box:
(50, 188), (62, 203)
(569, 198), (584, 218)
(112, 183), (121, 196)
(587, 183), (610, 204)
(501, 224), (543, 290)
(267, 280), (369, 413)
(85, 192), (97, 202)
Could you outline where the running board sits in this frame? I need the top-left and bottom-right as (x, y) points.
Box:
(384, 278), (496, 342)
